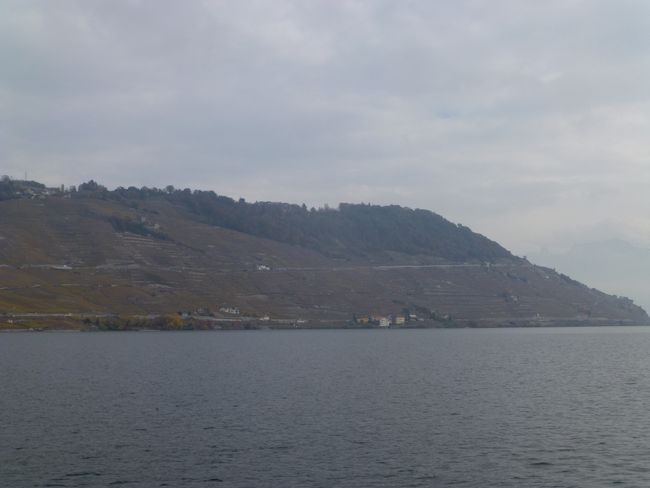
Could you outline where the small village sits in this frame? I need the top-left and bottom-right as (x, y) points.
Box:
(352, 311), (424, 327)
(177, 304), (443, 329)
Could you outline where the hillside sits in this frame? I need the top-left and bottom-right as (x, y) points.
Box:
(0, 180), (647, 329)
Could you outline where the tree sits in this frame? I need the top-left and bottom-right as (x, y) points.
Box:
(158, 314), (183, 330)
(78, 180), (106, 193)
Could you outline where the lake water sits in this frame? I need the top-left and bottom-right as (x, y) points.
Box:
(3, 327), (650, 487)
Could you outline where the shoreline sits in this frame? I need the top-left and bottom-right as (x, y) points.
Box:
(3, 321), (649, 332)
(2, 311), (648, 332)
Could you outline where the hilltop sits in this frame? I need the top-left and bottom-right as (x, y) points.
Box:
(0, 178), (647, 329)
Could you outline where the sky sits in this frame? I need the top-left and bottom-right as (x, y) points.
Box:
(2, 1), (650, 268)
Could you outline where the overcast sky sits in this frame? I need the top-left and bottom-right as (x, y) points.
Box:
(3, 0), (650, 259)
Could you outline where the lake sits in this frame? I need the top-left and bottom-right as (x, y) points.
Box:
(3, 327), (650, 487)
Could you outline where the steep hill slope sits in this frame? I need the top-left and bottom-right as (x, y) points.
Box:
(0, 185), (647, 328)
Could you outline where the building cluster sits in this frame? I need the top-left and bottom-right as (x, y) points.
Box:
(353, 311), (420, 327)
(16, 184), (69, 200)
(219, 306), (240, 315)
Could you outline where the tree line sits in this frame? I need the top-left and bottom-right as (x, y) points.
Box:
(2, 178), (515, 262)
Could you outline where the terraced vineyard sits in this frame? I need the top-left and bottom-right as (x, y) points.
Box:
(0, 194), (647, 328)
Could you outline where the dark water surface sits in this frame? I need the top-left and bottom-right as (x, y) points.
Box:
(3, 328), (650, 487)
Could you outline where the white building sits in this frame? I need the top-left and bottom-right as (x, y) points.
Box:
(219, 306), (240, 315)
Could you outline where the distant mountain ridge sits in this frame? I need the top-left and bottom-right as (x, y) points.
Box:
(0, 178), (647, 329)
